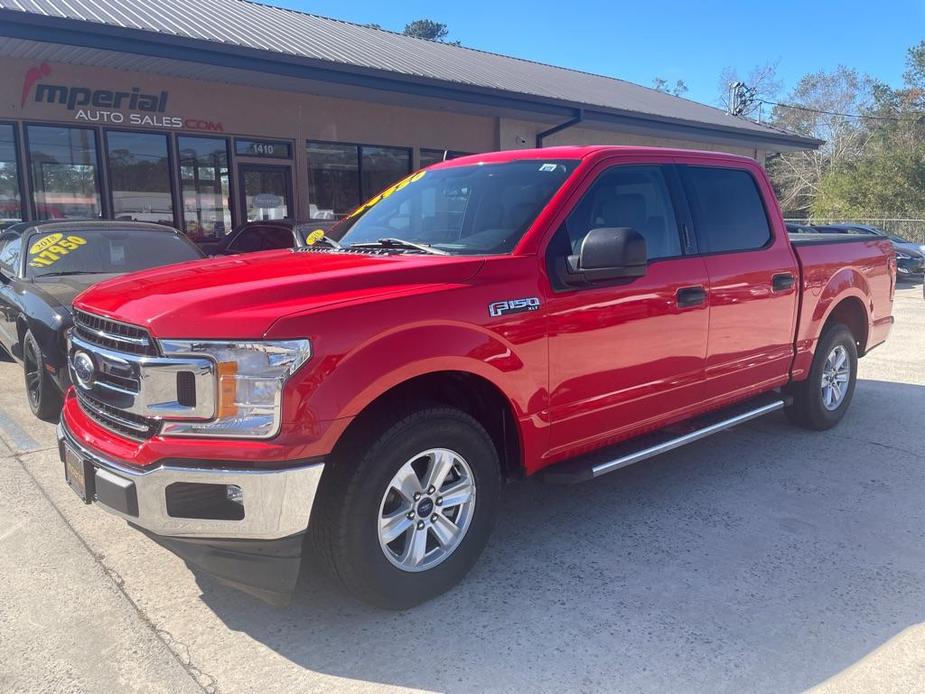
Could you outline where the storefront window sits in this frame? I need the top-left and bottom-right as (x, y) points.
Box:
(305, 142), (359, 220)
(419, 149), (472, 168)
(361, 146), (412, 204)
(240, 165), (291, 221)
(0, 124), (23, 225)
(306, 142), (411, 220)
(26, 125), (101, 220)
(178, 136), (231, 240)
(106, 131), (175, 226)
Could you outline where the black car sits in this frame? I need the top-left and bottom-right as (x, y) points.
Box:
(785, 223), (818, 235)
(0, 221), (205, 419)
(199, 219), (337, 255)
(813, 224), (925, 280)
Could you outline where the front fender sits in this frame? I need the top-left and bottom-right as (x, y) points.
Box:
(286, 320), (541, 425)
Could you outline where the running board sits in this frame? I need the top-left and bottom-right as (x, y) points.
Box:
(539, 392), (791, 485)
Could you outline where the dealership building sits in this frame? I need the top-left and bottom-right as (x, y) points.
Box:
(0, 0), (819, 238)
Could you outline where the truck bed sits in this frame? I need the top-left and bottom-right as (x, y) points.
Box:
(789, 234), (894, 380)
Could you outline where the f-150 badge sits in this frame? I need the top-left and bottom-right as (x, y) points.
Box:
(488, 297), (541, 317)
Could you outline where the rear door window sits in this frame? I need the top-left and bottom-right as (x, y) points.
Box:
(681, 166), (771, 253)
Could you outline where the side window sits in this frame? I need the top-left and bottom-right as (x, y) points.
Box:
(228, 227), (263, 253)
(0, 234), (22, 274)
(261, 226), (296, 250)
(681, 166), (771, 253)
(549, 165), (682, 264)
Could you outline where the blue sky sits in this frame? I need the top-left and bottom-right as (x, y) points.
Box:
(274, 0), (924, 107)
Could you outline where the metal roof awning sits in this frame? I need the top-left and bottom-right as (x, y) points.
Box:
(0, 1), (822, 151)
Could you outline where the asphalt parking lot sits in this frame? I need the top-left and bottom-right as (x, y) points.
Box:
(1, 283), (923, 694)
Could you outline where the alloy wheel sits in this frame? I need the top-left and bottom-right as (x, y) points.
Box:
(377, 448), (476, 572)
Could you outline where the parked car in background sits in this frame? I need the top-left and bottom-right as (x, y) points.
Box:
(814, 224), (924, 279)
(0, 221), (204, 420)
(58, 147), (894, 609)
(198, 219), (338, 255)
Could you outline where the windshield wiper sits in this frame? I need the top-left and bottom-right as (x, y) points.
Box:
(37, 271), (102, 277)
(347, 237), (448, 255)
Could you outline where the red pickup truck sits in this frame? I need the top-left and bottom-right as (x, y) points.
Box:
(58, 147), (895, 608)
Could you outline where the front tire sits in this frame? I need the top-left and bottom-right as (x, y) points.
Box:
(23, 329), (62, 422)
(786, 323), (858, 430)
(314, 407), (501, 609)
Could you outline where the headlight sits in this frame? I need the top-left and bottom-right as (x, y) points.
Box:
(896, 251), (911, 260)
(158, 339), (311, 438)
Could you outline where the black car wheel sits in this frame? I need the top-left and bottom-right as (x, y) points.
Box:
(23, 329), (62, 421)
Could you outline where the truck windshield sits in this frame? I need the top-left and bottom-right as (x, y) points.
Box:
(329, 159), (578, 255)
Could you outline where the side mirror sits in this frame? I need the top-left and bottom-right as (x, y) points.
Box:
(559, 227), (647, 286)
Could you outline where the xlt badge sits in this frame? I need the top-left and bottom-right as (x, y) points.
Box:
(488, 297), (541, 318)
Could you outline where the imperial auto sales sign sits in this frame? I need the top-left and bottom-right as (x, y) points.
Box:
(21, 63), (224, 132)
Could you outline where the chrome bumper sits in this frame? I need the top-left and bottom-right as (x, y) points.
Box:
(57, 420), (325, 540)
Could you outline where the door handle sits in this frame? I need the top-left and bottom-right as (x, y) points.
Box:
(676, 285), (707, 308)
(772, 273), (795, 292)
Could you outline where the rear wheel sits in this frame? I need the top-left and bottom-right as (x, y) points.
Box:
(313, 407), (501, 609)
(23, 329), (62, 421)
(786, 323), (857, 430)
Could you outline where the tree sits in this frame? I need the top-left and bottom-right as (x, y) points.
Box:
(402, 19), (459, 45)
(766, 66), (874, 217)
(652, 78), (688, 97)
(812, 43), (925, 221)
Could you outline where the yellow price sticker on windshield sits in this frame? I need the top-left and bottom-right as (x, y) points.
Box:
(29, 234), (88, 268)
(346, 169), (427, 220)
(304, 229), (326, 246)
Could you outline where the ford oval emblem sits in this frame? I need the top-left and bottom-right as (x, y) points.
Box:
(72, 350), (95, 390)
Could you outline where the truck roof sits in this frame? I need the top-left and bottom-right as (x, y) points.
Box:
(437, 145), (760, 168)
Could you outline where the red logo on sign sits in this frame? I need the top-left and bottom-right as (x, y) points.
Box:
(22, 62), (51, 108)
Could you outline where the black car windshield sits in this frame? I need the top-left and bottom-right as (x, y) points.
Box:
(328, 160), (578, 255)
(26, 228), (202, 278)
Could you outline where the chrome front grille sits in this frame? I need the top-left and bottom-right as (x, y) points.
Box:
(73, 310), (157, 356)
(76, 391), (161, 440)
(69, 312), (218, 441)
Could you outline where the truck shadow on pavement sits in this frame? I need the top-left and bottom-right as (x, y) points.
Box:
(195, 378), (925, 693)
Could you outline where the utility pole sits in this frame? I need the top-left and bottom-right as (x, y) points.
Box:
(727, 81), (758, 117)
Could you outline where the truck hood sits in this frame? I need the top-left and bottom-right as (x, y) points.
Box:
(73, 250), (485, 339)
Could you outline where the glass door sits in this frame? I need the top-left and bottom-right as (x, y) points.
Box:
(239, 164), (292, 222)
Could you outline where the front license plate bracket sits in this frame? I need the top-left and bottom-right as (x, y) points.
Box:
(64, 445), (95, 504)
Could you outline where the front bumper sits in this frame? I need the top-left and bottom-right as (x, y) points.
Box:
(57, 419), (326, 603)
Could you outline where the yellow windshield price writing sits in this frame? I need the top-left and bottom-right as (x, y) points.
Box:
(346, 169), (427, 220)
(29, 234), (88, 268)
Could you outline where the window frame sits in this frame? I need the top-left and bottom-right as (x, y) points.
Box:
(23, 122), (106, 221)
(677, 163), (774, 257)
(543, 161), (692, 292)
(103, 128), (179, 228)
(175, 134), (234, 239)
(305, 139), (413, 219)
(0, 121), (26, 225)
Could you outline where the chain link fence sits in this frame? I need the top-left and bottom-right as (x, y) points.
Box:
(784, 218), (925, 243)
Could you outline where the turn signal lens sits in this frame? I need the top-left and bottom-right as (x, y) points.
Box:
(217, 361), (238, 418)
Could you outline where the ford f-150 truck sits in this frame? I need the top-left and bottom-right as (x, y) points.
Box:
(57, 147), (895, 609)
